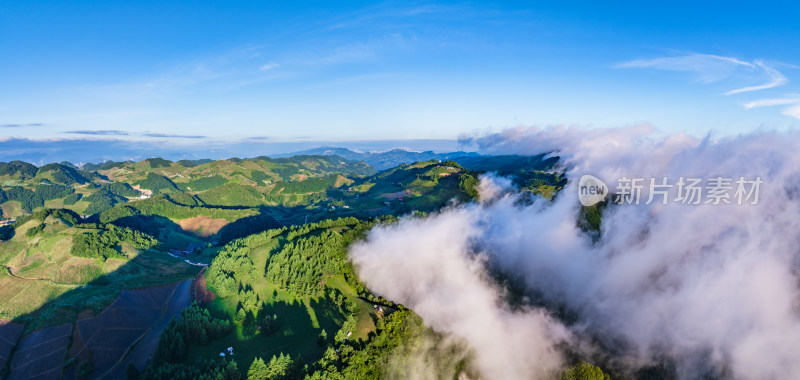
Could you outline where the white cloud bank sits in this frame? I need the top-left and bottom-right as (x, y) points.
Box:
(350, 125), (800, 379)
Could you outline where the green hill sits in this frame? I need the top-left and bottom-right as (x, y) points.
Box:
(35, 163), (92, 185)
(198, 183), (265, 207)
(0, 155), (377, 221)
(0, 208), (196, 330)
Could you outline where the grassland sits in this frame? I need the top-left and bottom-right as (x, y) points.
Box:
(0, 212), (203, 379)
(0, 201), (22, 220)
(0, 216), (201, 332)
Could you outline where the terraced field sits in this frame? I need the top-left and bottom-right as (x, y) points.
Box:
(0, 321), (23, 371)
(74, 280), (192, 379)
(1, 280), (191, 380)
(7, 323), (72, 380)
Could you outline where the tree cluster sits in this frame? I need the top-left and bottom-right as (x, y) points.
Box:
(0, 183), (74, 211)
(69, 224), (158, 260)
(13, 207), (81, 227)
(206, 241), (258, 298)
(269, 175), (339, 196)
(178, 175), (228, 192)
(250, 170), (270, 185)
(154, 302), (233, 362)
(37, 163), (90, 184)
(63, 192), (83, 205)
(305, 310), (427, 379)
(164, 191), (200, 206)
(97, 195), (254, 224)
(84, 182), (139, 214)
(139, 359), (241, 380)
(145, 158), (172, 168)
(137, 172), (179, 192)
(198, 183), (264, 207)
(246, 354), (297, 380)
(0, 161), (38, 179)
(265, 230), (346, 298)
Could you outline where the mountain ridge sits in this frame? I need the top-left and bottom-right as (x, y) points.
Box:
(274, 146), (481, 170)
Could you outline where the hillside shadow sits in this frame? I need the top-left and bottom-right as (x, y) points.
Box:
(0, 208), (362, 380)
(0, 225), (15, 240)
(106, 210), (282, 252)
(196, 293), (349, 370)
(107, 206), (285, 248)
(110, 215), (177, 238)
(214, 207), (282, 243)
(0, 242), (202, 380)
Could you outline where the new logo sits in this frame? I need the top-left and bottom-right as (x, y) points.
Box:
(578, 175), (608, 206)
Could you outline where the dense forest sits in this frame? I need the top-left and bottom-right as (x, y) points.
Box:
(69, 224), (159, 260)
(140, 216), (483, 380)
(0, 183), (74, 211)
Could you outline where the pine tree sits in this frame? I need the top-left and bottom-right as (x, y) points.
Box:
(199, 328), (209, 345)
(265, 354), (294, 380)
(247, 358), (268, 380)
(223, 360), (240, 380)
(126, 362), (139, 379)
(317, 329), (328, 346)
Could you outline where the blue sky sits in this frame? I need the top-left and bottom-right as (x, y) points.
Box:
(2, 1), (800, 146)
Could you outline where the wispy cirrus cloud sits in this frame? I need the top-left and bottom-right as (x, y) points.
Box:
(63, 2), (465, 109)
(615, 53), (788, 95)
(1, 123), (45, 128)
(97, 3), (455, 96)
(66, 129), (130, 136)
(744, 95), (800, 119)
(62, 130), (206, 138)
(616, 53), (753, 83)
(724, 60), (787, 95)
(258, 62), (279, 71)
(143, 133), (206, 139)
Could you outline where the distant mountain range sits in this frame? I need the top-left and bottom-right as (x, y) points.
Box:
(274, 147), (481, 170)
(0, 137), (463, 165)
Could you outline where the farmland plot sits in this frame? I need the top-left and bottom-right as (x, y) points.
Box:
(74, 279), (191, 378)
(0, 320), (23, 370)
(101, 280), (192, 379)
(7, 323), (72, 380)
(1, 280), (191, 379)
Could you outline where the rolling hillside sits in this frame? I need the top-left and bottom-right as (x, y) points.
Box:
(0, 155), (375, 221)
(0, 152), (622, 380)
